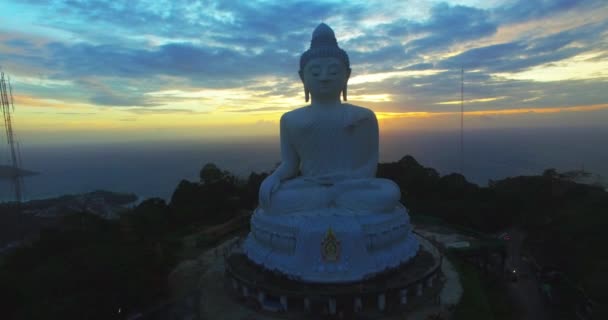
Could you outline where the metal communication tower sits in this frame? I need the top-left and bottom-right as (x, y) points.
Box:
(0, 71), (24, 202)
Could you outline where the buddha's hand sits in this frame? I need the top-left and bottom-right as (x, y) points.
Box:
(259, 174), (281, 208)
(304, 173), (350, 186)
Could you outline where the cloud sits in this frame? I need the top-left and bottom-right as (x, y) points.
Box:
(15, 0), (357, 50)
(349, 69), (446, 85)
(1, 0), (606, 127)
(405, 63), (434, 70)
(341, 4), (498, 69)
(377, 103), (608, 120)
(56, 112), (97, 115)
(219, 106), (291, 113)
(437, 96), (507, 105)
(350, 44), (409, 69)
(406, 3), (498, 53)
(40, 41), (295, 85)
(125, 108), (206, 115)
(5, 1), (605, 87)
(438, 20), (607, 73)
(13, 94), (88, 110)
(78, 77), (160, 107)
(495, 0), (603, 23)
(3, 38), (35, 49)
(89, 94), (154, 107)
(353, 67), (608, 114)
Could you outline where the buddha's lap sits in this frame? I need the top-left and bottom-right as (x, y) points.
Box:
(267, 178), (400, 213)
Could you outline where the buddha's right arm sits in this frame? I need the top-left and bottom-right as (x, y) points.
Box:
(259, 115), (299, 207)
(273, 115), (299, 181)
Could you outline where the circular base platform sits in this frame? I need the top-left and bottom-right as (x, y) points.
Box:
(225, 235), (443, 318)
(244, 205), (420, 283)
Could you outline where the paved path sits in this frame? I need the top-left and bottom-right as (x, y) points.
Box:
(504, 228), (557, 320)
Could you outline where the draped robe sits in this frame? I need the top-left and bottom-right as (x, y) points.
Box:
(263, 103), (400, 214)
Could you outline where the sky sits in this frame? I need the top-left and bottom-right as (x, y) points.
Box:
(0, 0), (607, 146)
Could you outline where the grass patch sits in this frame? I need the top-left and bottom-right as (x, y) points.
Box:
(452, 258), (519, 320)
(483, 278), (517, 320)
(452, 260), (494, 320)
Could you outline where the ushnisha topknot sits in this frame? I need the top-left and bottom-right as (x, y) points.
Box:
(299, 23), (350, 71)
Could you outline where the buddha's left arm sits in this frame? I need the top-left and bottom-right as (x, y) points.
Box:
(351, 113), (379, 178)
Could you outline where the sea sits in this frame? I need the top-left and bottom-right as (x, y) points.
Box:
(2, 127), (607, 203)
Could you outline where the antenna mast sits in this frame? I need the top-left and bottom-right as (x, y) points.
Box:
(460, 68), (464, 175)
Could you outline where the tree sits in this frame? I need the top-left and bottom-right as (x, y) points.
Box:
(200, 163), (230, 185)
(543, 168), (559, 179)
(0, 212), (174, 319)
(172, 163), (241, 226)
(169, 179), (202, 225)
(240, 171), (269, 209)
(127, 198), (171, 238)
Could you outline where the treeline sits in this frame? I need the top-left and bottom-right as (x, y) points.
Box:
(1, 156), (606, 319)
(380, 155), (607, 232)
(379, 155), (608, 311)
(0, 213), (175, 319)
(0, 163), (267, 319)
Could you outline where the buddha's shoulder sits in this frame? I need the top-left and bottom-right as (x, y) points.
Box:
(282, 104), (375, 117)
(342, 103), (376, 118)
(280, 104), (376, 129)
(282, 106), (309, 118)
(281, 106), (312, 126)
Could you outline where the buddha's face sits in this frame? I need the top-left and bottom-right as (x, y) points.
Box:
(300, 57), (350, 101)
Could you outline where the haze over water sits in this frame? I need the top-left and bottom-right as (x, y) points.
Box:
(2, 126), (606, 203)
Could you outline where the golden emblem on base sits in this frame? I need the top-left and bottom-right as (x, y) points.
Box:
(321, 227), (341, 262)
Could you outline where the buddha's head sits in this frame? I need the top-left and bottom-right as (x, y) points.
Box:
(299, 23), (351, 103)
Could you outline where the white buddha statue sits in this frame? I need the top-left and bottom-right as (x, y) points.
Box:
(259, 23), (400, 215)
(244, 23), (418, 283)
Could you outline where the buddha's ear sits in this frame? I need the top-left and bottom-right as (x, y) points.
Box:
(343, 68), (351, 102)
(299, 70), (309, 102)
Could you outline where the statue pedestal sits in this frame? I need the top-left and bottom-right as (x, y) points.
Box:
(243, 204), (419, 283)
(223, 233), (446, 319)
